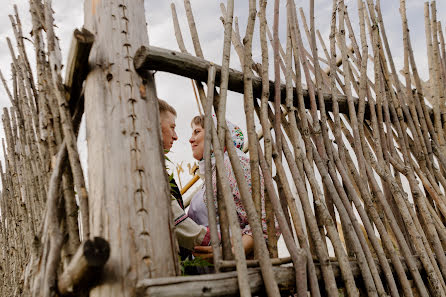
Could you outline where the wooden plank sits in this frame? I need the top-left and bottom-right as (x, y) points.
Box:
(83, 1), (179, 296)
(134, 45), (434, 122)
(136, 267), (296, 297)
(134, 45), (355, 118)
(136, 256), (427, 297)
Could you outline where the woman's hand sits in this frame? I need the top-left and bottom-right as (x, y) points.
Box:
(193, 246), (215, 262)
(192, 234), (255, 262)
(241, 234), (254, 258)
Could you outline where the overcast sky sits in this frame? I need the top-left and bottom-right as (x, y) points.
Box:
(0, 0), (445, 191)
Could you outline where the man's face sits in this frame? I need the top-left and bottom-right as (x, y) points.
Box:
(160, 111), (178, 152)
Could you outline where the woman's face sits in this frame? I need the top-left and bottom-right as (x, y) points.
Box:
(189, 123), (205, 160)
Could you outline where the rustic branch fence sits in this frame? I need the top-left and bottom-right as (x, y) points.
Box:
(1, 0), (446, 296)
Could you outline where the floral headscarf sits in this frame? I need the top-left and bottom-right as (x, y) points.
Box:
(191, 116), (273, 239)
(225, 120), (244, 152)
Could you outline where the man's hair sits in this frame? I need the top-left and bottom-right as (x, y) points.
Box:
(158, 99), (177, 117)
(191, 115), (204, 128)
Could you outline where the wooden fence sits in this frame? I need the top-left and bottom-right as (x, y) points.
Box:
(1, 0), (446, 296)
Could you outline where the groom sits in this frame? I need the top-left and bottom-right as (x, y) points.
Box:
(158, 99), (211, 250)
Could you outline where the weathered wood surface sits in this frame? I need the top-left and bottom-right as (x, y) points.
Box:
(64, 28), (94, 115)
(134, 45), (436, 124)
(134, 45), (357, 117)
(57, 237), (110, 296)
(219, 256), (292, 269)
(136, 267), (295, 297)
(83, 1), (179, 296)
(136, 255), (427, 297)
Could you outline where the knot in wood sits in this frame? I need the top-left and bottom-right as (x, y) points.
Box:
(324, 158), (330, 167)
(402, 166), (410, 175)
(312, 126), (322, 136)
(288, 106), (297, 113)
(416, 153), (425, 162)
(143, 256), (151, 267)
(272, 151), (278, 158)
(137, 208), (148, 215)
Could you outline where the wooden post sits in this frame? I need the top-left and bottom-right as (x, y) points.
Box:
(83, 1), (179, 295)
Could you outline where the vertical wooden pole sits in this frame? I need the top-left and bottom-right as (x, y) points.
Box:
(83, 1), (178, 296)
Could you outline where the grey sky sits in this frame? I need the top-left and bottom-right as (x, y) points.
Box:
(0, 0), (445, 189)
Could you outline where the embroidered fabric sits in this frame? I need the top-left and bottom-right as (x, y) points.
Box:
(187, 119), (274, 238)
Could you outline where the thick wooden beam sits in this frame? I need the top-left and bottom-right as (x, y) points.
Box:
(134, 45), (355, 117)
(134, 46), (436, 123)
(136, 256), (426, 297)
(57, 237), (110, 296)
(136, 267), (296, 297)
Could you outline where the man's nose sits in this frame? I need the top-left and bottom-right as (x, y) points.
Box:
(173, 130), (178, 140)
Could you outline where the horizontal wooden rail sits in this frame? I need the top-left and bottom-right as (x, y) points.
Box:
(219, 256), (292, 269)
(134, 45), (365, 119)
(134, 45), (438, 133)
(136, 254), (428, 297)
